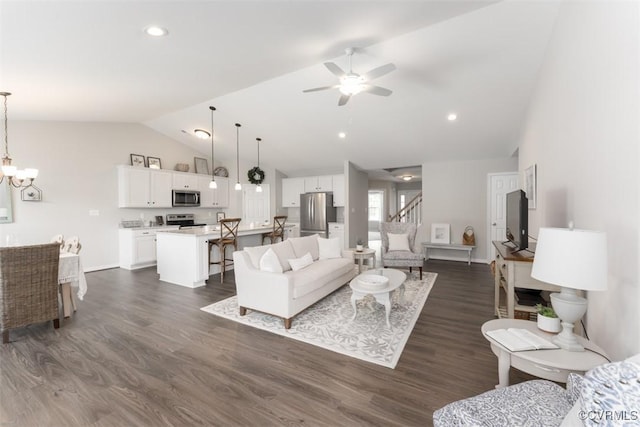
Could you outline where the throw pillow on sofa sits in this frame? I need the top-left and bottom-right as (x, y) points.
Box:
(270, 240), (297, 271)
(318, 237), (342, 259)
(244, 245), (270, 269)
(259, 248), (283, 273)
(289, 234), (320, 260)
(288, 252), (314, 271)
(388, 233), (410, 251)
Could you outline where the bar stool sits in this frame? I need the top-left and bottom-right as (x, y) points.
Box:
(208, 218), (241, 284)
(262, 215), (287, 245)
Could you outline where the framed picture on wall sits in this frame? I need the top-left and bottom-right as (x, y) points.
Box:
(130, 153), (146, 167)
(525, 164), (537, 209)
(147, 156), (162, 170)
(194, 157), (209, 175)
(216, 211), (225, 223)
(431, 223), (451, 244)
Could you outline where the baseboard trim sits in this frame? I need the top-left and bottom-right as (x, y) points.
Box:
(425, 255), (489, 265)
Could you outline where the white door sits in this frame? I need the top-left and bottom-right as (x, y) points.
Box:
(487, 173), (519, 262)
(243, 184), (270, 225)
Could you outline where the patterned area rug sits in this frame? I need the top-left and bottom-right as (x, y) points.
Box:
(200, 271), (436, 368)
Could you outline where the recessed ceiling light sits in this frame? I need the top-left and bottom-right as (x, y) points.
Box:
(194, 129), (211, 139)
(447, 113), (457, 121)
(145, 26), (168, 37)
(338, 132), (346, 139)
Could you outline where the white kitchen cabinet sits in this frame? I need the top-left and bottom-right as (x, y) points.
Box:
(328, 222), (345, 249)
(332, 174), (345, 207)
(172, 172), (199, 190)
(282, 177), (305, 207)
(285, 223), (300, 239)
(304, 175), (332, 192)
(119, 227), (179, 270)
(198, 175), (229, 208)
(118, 165), (172, 208)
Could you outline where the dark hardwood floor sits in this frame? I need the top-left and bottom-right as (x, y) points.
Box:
(0, 260), (533, 426)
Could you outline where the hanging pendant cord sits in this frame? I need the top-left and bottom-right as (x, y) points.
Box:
(256, 137), (261, 168)
(209, 106), (216, 180)
(235, 123), (241, 184)
(2, 93), (9, 156)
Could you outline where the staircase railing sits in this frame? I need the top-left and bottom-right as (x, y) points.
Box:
(388, 192), (422, 224)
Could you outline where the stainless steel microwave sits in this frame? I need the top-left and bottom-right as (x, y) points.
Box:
(172, 190), (200, 207)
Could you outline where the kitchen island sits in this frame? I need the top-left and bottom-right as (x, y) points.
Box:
(156, 224), (293, 288)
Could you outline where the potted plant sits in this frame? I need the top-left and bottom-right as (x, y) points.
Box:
(535, 304), (561, 333)
(356, 238), (364, 252)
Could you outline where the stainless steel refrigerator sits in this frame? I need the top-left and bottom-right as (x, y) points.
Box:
(300, 192), (336, 238)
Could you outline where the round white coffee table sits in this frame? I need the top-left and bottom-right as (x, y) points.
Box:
(349, 268), (407, 327)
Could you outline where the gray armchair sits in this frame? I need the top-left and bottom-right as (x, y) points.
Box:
(380, 222), (424, 279)
(0, 243), (60, 343)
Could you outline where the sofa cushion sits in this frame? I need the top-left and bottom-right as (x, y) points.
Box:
(388, 233), (410, 251)
(270, 240), (296, 272)
(289, 234), (319, 260)
(244, 245), (270, 269)
(288, 252), (314, 271)
(288, 257), (354, 299)
(259, 248), (283, 273)
(318, 237), (342, 260)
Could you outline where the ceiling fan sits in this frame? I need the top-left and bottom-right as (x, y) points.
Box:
(303, 48), (396, 106)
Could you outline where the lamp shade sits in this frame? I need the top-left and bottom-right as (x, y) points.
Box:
(531, 227), (607, 291)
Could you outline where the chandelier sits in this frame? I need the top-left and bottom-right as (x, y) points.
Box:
(0, 92), (38, 187)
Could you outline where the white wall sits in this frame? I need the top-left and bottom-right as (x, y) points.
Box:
(0, 121), (279, 271)
(346, 161), (369, 248)
(517, 1), (639, 360)
(421, 157), (518, 262)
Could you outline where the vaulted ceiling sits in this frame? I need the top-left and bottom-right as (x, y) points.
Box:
(0, 1), (559, 175)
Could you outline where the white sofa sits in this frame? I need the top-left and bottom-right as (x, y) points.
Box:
(233, 234), (356, 329)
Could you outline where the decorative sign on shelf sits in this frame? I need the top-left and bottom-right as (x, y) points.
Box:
(248, 166), (265, 184)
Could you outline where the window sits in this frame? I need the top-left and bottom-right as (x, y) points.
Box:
(368, 191), (384, 221)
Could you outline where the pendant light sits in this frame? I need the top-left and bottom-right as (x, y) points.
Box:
(208, 106), (217, 189)
(255, 137), (262, 193)
(234, 123), (242, 191)
(0, 92), (38, 187)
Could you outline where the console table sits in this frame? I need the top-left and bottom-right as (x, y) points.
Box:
(493, 241), (560, 319)
(482, 319), (608, 388)
(422, 242), (474, 265)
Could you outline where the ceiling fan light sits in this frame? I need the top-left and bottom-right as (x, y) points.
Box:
(194, 129), (210, 139)
(340, 75), (364, 96)
(402, 175), (412, 181)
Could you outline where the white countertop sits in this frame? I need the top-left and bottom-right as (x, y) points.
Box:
(158, 223), (294, 237)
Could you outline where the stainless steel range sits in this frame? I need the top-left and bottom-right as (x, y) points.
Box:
(165, 213), (206, 229)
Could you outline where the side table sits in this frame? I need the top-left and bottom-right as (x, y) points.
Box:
(482, 318), (608, 389)
(350, 248), (376, 273)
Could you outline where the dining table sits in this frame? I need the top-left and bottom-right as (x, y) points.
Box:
(58, 253), (87, 318)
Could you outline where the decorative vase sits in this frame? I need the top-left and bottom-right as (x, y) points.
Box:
(537, 314), (561, 333)
(356, 244), (363, 252)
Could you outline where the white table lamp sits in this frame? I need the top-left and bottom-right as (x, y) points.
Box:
(531, 227), (607, 351)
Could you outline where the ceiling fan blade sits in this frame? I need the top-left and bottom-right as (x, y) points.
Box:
(338, 94), (351, 106)
(324, 62), (346, 78)
(361, 63), (396, 81)
(362, 85), (393, 96)
(303, 85), (339, 93)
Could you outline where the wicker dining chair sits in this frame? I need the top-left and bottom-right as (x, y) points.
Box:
(0, 243), (61, 343)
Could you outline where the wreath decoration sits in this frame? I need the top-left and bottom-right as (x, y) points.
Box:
(247, 166), (265, 184)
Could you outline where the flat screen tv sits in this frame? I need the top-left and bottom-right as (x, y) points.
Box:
(505, 189), (528, 251)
